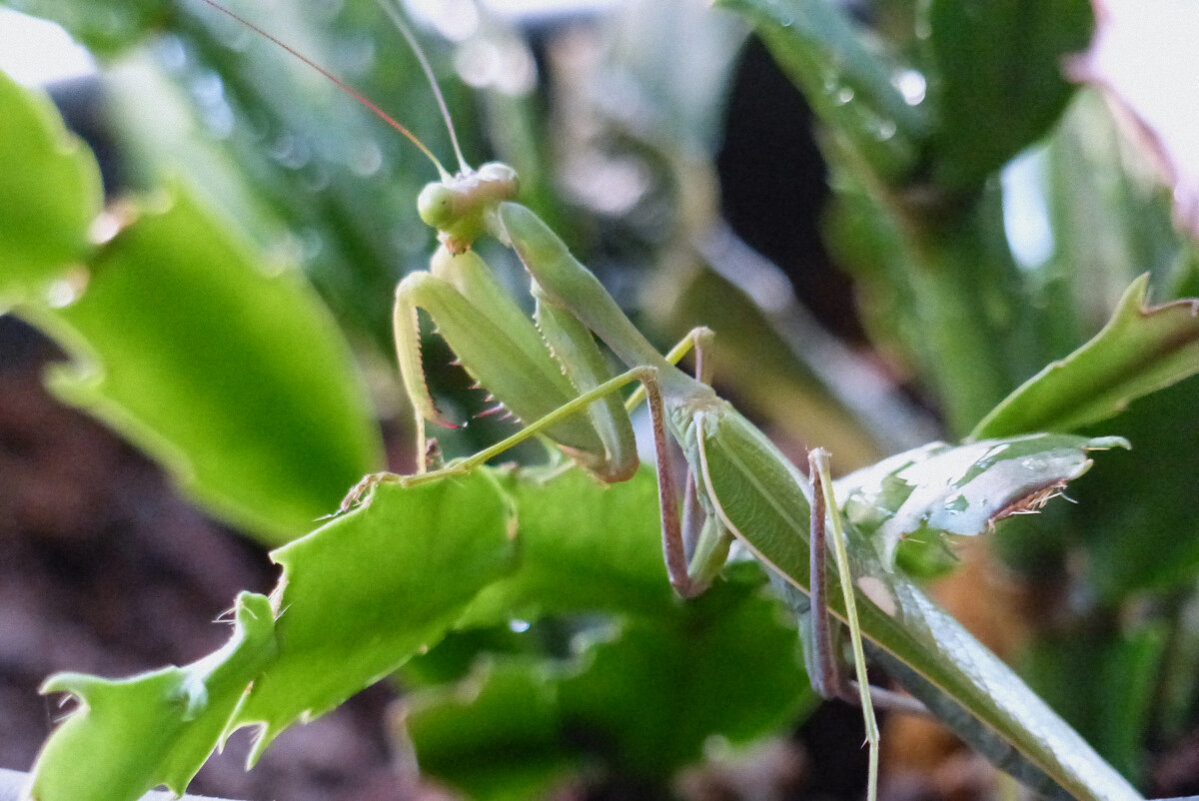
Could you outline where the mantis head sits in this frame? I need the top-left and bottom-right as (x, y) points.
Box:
(418, 163), (520, 253)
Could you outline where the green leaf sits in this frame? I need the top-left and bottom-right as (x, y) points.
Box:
(29, 593), (276, 801)
(556, 584), (812, 776)
(838, 434), (1128, 568)
(407, 582), (813, 795)
(458, 467), (676, 626)
(972, 274), (1199, 439)
(233, 473), (516, 760)
(716, 0), (929, 183)
(1065, 375), (1199, 598)
(29, 473), (516, 799)
(25, 188), (385, 543)
(402, 658), (580, 801)
(925, 0), (1093, 192)
(0, 69), (103, 307)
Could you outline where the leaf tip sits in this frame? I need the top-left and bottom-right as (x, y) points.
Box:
(38, 671), (99, 699)
(1085, 435), (1131, 452)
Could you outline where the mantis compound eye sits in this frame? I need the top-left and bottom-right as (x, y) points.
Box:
(417, 182), (456, 230)
(474, 162), (519, 198)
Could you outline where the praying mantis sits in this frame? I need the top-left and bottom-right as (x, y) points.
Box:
(198, 2), (1160, 799)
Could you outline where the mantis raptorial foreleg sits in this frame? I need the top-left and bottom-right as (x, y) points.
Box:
(394, 236), (638, 483)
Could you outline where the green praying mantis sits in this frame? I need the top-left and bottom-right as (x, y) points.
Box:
(198, 2), (1173, 799)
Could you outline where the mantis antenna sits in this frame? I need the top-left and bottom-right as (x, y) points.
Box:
(195, 0), (455, 180)
(374, 0), (470, 175)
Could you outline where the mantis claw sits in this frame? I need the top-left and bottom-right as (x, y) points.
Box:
(337, 471), (404, 514)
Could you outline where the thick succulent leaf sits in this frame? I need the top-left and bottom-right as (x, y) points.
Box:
(406, 582), (812, 796)
(716, 0), (928, 183)
(28, 593), (276, 801)
(457, 467), (675, 627)
(25, 189), (384, 544)
(972, 274), (1199, 439)
(28, 474), (515, 800)
(233, 473), (516, 761)
(837, 434), (1129, 568)
(0, 69), (102, 307)
(924, 0), (1093, 192)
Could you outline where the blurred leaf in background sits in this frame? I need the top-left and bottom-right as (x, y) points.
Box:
(6, 0), (1199, 797)
(0, 65), (384, 542)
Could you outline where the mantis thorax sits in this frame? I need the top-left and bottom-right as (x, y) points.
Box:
(418, 162), (519, 253)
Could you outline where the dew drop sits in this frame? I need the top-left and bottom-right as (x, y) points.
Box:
(156, 34), (187, 71)
(350, 138), (384, 177)
(892, 69), (927, 105)
(89, 210), (122, 245)
(45, 268), (89, 309)
(1020, 456), (1049, 473)
(703, 735), (732, 761)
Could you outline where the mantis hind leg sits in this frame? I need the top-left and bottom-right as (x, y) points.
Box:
(811, 448), (881, 801)
(807, 451), (930, 717)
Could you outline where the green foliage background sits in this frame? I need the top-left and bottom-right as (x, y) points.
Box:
(3, 0), (1199, 798)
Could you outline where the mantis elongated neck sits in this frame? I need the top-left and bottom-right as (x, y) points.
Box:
(496, 202), (704, 393)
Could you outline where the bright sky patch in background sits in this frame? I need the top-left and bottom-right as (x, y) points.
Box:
(0, 7), (94, 84)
